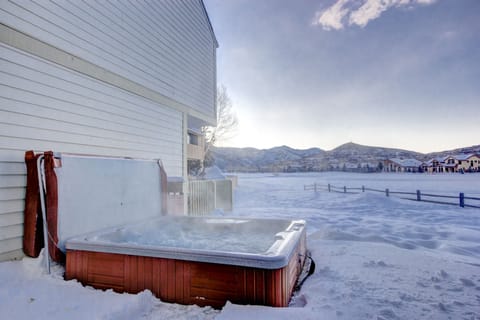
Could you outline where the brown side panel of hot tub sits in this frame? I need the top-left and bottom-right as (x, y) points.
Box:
(66, 251), (187, 302)
(66, 250), (298, 308)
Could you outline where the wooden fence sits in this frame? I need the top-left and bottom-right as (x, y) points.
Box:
(304, 183), (480, 209)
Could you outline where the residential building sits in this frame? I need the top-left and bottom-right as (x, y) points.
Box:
(384, 158), (422, 173)
(425, 157), (444, 173)
(456, 154), (480, 172)
(423, 154), (480, 173)
(443, 156), (457, 173)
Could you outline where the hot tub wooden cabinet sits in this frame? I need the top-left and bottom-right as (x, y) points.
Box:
(65, 217), (307, 308)
(65, 217), (306, 308)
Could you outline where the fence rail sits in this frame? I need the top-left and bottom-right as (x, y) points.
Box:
(304, 183), (480, 209)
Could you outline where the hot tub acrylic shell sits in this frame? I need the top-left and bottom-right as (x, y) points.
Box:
(65, 216), (307, 308)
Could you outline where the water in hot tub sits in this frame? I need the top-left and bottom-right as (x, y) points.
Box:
(89, 217), (294, 254)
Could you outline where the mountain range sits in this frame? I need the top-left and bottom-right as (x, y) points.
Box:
(211, 142), (480, 173)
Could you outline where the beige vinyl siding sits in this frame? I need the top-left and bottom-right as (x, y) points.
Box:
(0, 0), (216, 121)
(0, 43), (184, 260)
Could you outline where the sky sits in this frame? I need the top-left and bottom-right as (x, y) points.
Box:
(203, 0), (480, 154)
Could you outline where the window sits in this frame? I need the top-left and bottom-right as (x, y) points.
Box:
(188, 133), (199, 146)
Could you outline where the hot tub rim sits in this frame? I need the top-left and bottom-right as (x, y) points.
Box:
(65, 216), (306, 270)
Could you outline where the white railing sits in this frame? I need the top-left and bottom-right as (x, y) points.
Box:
(188, 179), (233, 216)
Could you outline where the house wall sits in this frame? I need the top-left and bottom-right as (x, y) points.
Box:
(383, 160), (401, 172)
(458, 155), (480, 171)
(0, 1), (217, 261)
(0, 0), (217, 122)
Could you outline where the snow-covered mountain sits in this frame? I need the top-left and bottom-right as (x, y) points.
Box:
(211, 145), (324, 172)
(211, 142), (480, 172)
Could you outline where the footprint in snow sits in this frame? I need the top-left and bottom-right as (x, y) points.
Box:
(290, 293), (307, 307)
(436, 302), (450, 313)
(439, 270), (448, 278)
(317, 266), (332, 275)
(377, 308), (397, 320)
(363, 260), (389, 268)
(459, 278), (475, 287)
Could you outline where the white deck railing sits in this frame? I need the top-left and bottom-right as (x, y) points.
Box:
(188, 179), (233, 216)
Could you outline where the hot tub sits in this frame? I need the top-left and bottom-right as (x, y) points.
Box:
(65, 216), (307, 308)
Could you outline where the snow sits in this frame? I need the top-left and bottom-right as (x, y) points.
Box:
(1, 172), (480, 319)
(202, 165), (227, 180)
(0, 255), (218, 320)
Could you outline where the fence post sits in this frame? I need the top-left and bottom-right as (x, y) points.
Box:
(344, 186), (347, 193)
(459, 193), (465, 207)
(328, 184), (331, 192)
(385, 188), (389, 197)
(416, 190), (421, 201)
(362, 185), (365, 192)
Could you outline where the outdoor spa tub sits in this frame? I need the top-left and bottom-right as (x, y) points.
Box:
(24, 152), (308, 308)
(65, 216), (307, 308)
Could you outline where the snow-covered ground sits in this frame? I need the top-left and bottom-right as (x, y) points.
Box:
(1, 172), (479, 319)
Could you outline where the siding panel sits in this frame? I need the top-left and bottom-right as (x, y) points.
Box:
(0, 162), (26, 175)
(0, 200), (24, 215)
(0, 188), (25, 201)
(1, 0), (216, 118)
(0, 249), (24, 261)
(0, 236), (22, 253)
(0, 175), (26, 188)
(0, 137), (180, 167)
(0, 212), (24, 228)
(0, 43), (184, 175)
(0, 224), (23, 241)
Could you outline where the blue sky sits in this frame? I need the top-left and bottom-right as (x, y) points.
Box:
(203, 0), (479, 153)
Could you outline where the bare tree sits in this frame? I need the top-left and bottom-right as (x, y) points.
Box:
(203, 85), (238, 166)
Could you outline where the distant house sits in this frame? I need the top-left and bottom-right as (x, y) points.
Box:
(384, 158), (422, 173)
(425, 157), (445, 173)
(456, 154), (480, 172)
(443, 156), (457, 173)
(0, 1), (218, 261)
(422, 154), (480, 173)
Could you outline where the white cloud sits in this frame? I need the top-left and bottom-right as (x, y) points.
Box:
(313, 0), (437, 30)
(349, 0), (391, 28)
(416, 0), (436, 4)
(312, 0), (350, 30)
